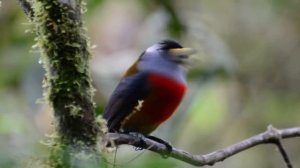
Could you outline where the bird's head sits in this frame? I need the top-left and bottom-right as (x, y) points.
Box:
(141, 40), (195, 66)
(124, 40), (195, 82)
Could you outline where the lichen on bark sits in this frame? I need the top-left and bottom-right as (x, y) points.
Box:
(30, 0), (101, 167)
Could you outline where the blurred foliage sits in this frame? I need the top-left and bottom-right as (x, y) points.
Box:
(1, 0), (300, 168)
(141, 0), (186, 38)
(86, 0), (105, 13)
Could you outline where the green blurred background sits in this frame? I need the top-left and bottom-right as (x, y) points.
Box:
(1, 0), (300, 168)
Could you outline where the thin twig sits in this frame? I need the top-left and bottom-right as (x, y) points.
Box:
(274, 141), (293, 168)
(267, 125), (293, 168)
(107, 126), (300, 167)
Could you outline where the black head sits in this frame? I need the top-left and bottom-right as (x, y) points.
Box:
(159, 40), (183, 50)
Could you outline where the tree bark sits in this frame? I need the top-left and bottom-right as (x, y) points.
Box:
(18, 0), (101, 167)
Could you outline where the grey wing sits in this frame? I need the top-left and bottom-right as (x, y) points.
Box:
(103, 72), (149, 131)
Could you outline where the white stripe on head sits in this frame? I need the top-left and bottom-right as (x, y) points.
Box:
(146, 43), (161, 53)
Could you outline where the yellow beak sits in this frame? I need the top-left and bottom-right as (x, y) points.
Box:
(169, 48), (196, 57)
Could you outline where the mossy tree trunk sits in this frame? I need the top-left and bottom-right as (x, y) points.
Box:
(19, 0), (102, 167)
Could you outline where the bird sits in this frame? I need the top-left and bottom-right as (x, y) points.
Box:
(103, 40), (195, 136)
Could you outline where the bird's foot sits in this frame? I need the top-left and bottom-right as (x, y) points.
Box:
(125, 132), (148, 150)
(122, 132), (173, 158)
(146, 135), (173, 158)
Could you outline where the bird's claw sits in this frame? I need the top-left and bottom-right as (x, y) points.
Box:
(122, 132), (173, 158)
(126, 132), (148, 150)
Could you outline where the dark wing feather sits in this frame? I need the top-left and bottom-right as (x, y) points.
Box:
(103, 72), (149, 131)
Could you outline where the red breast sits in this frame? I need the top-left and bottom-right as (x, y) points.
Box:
(120, 73), (186, 134)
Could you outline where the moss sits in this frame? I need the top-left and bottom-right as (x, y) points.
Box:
(48, 142), (105, 168)
(65, 103), (83, 117)
(96, 115), (108, 136)
(30, 0), (104, 167)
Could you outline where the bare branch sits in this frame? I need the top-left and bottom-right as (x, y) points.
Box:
(107, 126), (300, 167)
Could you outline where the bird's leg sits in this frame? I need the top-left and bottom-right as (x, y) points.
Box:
(146, 135), (173, 158)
